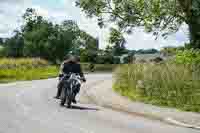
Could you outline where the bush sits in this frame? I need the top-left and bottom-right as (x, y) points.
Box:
(123, 55), (133, 63)
(175, 49), (200, 65)
(113, 63), (200, 112)
(113, 57), (121, 64)
(94, 64), (118, 72)
(151, 57), (163, 63)
(96, 55), (115, 64)
(0, 46), (6, 57)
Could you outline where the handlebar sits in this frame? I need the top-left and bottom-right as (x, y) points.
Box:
(60, 73), (86, 82)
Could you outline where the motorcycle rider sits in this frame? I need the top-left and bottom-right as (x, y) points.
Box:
(54, 54), (86, 104)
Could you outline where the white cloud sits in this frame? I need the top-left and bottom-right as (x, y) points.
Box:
(32, 5), (49, 17)
(0, 0), (31, 37)
(125, 27), (188, 50)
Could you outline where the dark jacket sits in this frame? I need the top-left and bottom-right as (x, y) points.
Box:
(56, 61), (85, 98)
(62, 61), (85, 78)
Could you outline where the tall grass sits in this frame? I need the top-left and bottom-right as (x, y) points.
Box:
(0, 58), (49, 69)
(0, 58), (58, 83)
(114, 63), (200, 112)
(0, 58), (116, 83)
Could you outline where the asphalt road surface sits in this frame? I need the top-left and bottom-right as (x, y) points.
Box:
(0, 74), (199, 133)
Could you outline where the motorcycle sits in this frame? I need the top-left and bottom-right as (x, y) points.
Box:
(60, 73), (82, 108)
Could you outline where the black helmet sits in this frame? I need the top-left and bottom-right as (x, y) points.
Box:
(76, 56), (80, 62)
(63, 54), (71, 60)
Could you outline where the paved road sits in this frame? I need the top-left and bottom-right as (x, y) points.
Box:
(0, 74), (199, 133)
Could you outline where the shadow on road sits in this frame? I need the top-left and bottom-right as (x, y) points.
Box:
(64, 105), (99, 111)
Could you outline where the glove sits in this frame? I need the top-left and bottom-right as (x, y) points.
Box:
(59, 74), (64, 78)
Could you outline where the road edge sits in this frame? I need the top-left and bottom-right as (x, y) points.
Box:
(80, 79), (200, 130)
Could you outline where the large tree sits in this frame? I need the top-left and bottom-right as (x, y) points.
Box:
(76, 0), (200, 48)
(109, 28), (128, 56)
(21, 8), (81, 63)
(4, 31), (24, 57)
(77, 30), (99, 63)
(1, 8), (107, 63)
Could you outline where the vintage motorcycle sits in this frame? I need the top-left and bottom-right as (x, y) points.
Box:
(60, 73), (83, 108)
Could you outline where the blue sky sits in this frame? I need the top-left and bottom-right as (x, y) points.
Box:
(32, 0), (65, 9)
(0, 0), (189, 50)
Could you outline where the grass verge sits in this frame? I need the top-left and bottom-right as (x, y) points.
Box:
(0, 66), (59, 83)
(0, 58), (116, 83)
(0, 58), (58, 83)
(113, 63), (200, 112)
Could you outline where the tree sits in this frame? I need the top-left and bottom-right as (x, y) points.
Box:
(2, 8), (98, 63)
(0, 38), (6, 57)
(5, 31), (24, 57)
(76, 0), (200, 48)
(22, 8), (81, 63)
(0, 38), (3, 45)
(109, 28), (128, 56)
(102, 45), (115, 64)
(22, 8), (52, 58)
(78, 31), (99, 63)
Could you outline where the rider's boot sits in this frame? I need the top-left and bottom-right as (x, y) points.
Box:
(72, 93), (77, 104)
(72, 99), (77, 104)
(54, 96), (60, 99)
(54, 82), (63, 99)
(54, 89), (61, 99)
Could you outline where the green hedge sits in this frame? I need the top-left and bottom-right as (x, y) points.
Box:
(113, 63), (200, 112)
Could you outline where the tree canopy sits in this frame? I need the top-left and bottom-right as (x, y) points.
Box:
(76, 0), (200, 48)
(2, 8), (98, 64)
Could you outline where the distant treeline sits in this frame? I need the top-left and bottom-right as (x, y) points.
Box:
(0, 8), (178, 65)
(0, 8), (98, 64)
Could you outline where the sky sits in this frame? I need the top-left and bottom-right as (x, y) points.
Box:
(0, 0), (189, 50)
